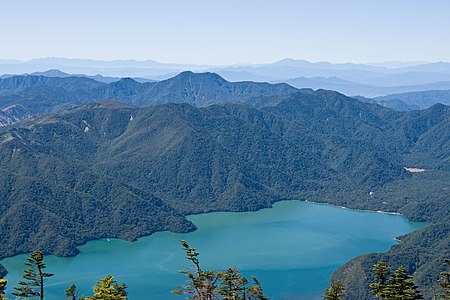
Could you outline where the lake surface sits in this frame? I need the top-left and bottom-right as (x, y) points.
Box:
(1, 201), (426, 300)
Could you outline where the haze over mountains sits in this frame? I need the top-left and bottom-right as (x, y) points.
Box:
(0, 72), (299, 126)
(1, 69), (450, 128)
(2, 58), (450, 98)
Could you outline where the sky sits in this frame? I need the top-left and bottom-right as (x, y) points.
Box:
(1, 0), (450, 65)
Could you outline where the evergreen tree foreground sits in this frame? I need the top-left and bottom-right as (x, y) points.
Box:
(172, 240), (268, 300)
(12, 250), (54, 300)
(435, 258), (450, 300)
(0, 279), (7, 300)
(323, 281), (345, 300)
(366, 261), (423, 299)
(2, 246), (449, 299)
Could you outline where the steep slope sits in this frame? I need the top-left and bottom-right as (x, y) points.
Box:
(96, 77), (153, 101)
(332, 222), (450, 299)
(326, 103), (450, 300)
(389, 103), (450, 169)
(376, 98), (420, 111)
(0, 72), (299, 125)
(0, 76), (107, 124)
(0, 104), (30, 126)
(0, 86), (84, 118)
(0, 94), (387, 259)
(133, 71), (298, 106)
(0, 103), (195, 258)
(0, 75), (105, 95)
(0, 93), (448, 297)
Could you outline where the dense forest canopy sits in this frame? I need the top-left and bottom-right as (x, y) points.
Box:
(0, 74), (448, 299)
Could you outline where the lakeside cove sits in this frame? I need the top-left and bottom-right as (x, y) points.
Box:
(1, 200), (427, 300)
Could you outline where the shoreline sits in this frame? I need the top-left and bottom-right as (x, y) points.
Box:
(303, 199), (402, 216)
(0, 197), (429, 300)
(0, 199), (412, 262)
(0, 198), (424, 275)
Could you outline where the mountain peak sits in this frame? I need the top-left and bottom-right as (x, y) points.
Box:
(270, 58), (311, 67)
(172, 71), (227, 83)
(116, 77), (139, 84)
(31, 69), (70, 77)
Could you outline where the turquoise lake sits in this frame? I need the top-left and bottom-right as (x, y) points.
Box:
(1, 201), (426, 299)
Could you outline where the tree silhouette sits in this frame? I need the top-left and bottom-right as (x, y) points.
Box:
(323, 281), (345, 300)
(65, 284), (80, 300)
(370, 261), (391, 299)
(173, 240), (268, 300)
(85, 275), (127, 300)
(13, 250), (53, 300)
(370, 261), (423, 300)
(386, 266), (423, 300)
(436, 259), (450, 300)
(0, 279), (7, 300)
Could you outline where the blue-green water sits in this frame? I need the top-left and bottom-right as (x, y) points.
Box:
(1, 201), (426, 299)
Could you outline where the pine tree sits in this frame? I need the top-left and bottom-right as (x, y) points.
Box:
(217, 268), (245, 300)
(370, 261), (423, 300)
(370, 261), (391, 299)
(85, 275), (127, 300)
(436, 259), (450, 300)
(173, 240), (268, 300)
(65, 284), (80, 300)
(247, 276), (269, 300)
(172, 240), (220, 300)
(0, 279), (7, 300)
(386, 266), (423, 300)
(12, 250), (54, 300)
(323, 281), (345, 300)
(216, 268), (268, 300)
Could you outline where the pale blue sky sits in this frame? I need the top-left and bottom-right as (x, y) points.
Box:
(1, 0), (449, 64)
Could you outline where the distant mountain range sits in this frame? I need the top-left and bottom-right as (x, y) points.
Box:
(0, 57), (211, 78)
(0, 72), (298, 126)
(0, 69), (156, 84)
(374, 90), (450, 110)
(2, 58), (450, 97)
(1, 70), (450, 128)
(280, 76), (450, 98)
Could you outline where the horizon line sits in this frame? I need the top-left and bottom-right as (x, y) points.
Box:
(0, 56), (446, 67)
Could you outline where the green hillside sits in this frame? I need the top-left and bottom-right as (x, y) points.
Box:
(0, 91), (449, 298)
(0, 72), (298, 126)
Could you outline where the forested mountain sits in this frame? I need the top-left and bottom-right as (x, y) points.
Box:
(328, 103), (450, 299)
(375, 89), (450, 109)
(0, 75), (105, 95)
(28, 69), (156, 84)
(94, 71), (298, 106)
(332, 222), (450, 299)
(0, 72), (298, 126)
(0, 89), (449, 299)
(2, 70), (450, 130)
